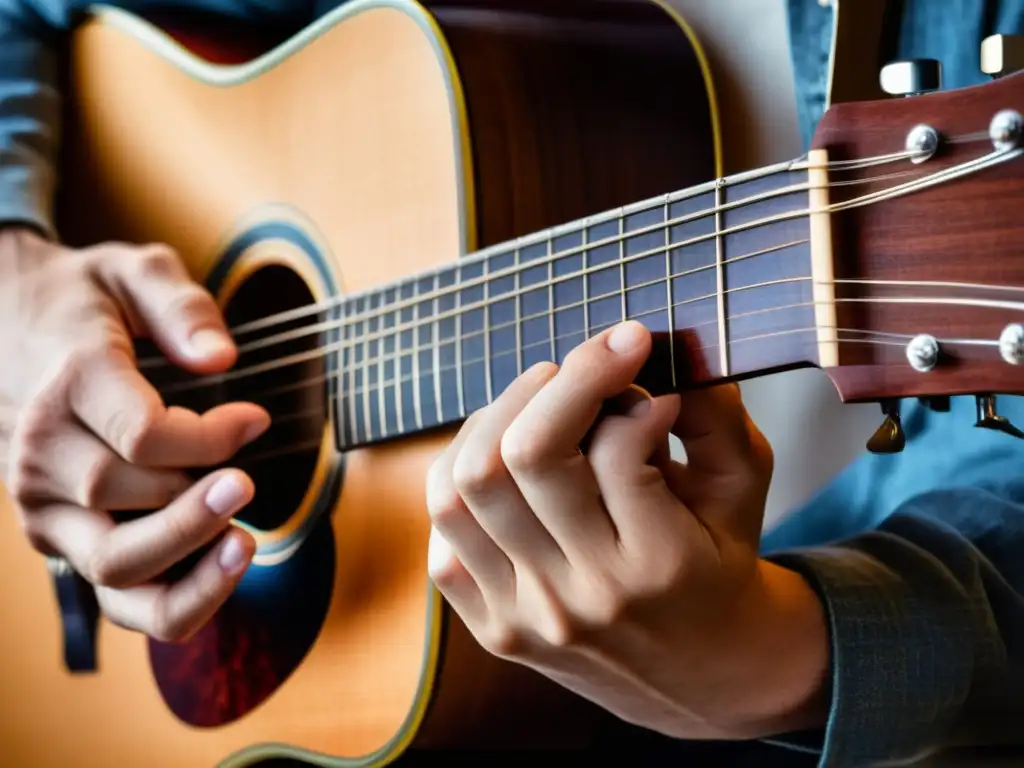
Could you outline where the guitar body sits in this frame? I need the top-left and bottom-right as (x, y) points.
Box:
(0, 2), (719, 765)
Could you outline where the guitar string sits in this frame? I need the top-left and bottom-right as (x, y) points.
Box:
(240, 281), (1019, 408)
(140, 139), (1016, 377)
(214, 131), (989, 341)
(255, 289), (1019, 405)
(233, 321), (1001, 467)
(152, 265), (1024, 400)
(135, 139), (986, 370)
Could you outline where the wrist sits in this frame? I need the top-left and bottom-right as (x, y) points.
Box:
(714, 559), (831, 739)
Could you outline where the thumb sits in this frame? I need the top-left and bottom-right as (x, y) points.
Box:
(91, 243), (236, 373)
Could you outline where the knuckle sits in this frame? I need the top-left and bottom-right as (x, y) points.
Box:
(499, 427), (549, 473)
(149, 597), (191, 644)
(479, 622), (524, 659)
(106, 401), (163, 462)
(86, 544), (126, 588)
(451, 449), (505, 497)
(425, 480), (468, 530)
(166, 288), (218, 324)
(134, 244), (182, 281)
(76, 451), (116, 508)
(19, 516), (50, 554)
(536, 611), (579, 650)
(7, 429), (51, 508)
(163, 504), (204, 552)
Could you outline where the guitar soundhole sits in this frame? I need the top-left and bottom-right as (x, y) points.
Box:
(147, 263), (340, 729)
(159, 264), (330, 535)
(221, 264), (328, 532)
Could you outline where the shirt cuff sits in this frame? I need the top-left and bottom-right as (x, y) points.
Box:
(761, 541), (973, 767)
(0, 161), (55, 239)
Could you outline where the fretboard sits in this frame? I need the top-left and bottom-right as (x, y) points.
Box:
(332, 161), (817, 450)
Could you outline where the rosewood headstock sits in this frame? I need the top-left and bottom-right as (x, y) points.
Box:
(812, 68), (1024, 430)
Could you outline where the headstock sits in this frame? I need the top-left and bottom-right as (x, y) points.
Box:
(810, 59), (1024, 450)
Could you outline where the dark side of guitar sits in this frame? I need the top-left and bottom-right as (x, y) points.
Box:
(46, 0), (719, 764)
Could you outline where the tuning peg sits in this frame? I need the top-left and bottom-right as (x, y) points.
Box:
(974, 395), (1024, 439)
(880, 59), (942, 96)
(919, 396), (951, 412)
(981, 34), (1024, 78)
(867, 399), (906, 454)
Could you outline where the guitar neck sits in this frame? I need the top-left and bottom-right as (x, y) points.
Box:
(333, 154), (829, 450)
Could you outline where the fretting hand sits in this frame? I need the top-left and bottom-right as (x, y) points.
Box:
(0, 226), (269, 642)
(425, 321), (830, 740)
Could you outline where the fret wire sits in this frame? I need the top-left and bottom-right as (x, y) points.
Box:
(320, 273), (815, 407)
(346, 300), (358, 444)
(164, 259), (816, 404)
(392, 295), (402, 434)
(432, 272), (443, 422)
(223, 280), (860, 425)
(336, 299), (347, 443)
(618, 215), (627, 323)
(412, 280), (423, 430)
(547, 235), (556, 363)
(663, 200), (677, 388)
(455, 268), (466, 418)
(221, 228), (808, 377)
(342, 323), (908, 414)
(714, 181), (729, 377)
(484, 257), (493, 404)
(377, 296), (388, 439)
(582, 226), (590, 343)
(515, 246), (523, 377)
(360, 298), (371, 441)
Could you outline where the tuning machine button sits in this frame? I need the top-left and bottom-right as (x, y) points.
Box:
(981, 34), (1024, 78)
(880, 59), (943, 97)
(867, 399), (906, 454)
(974, 395), (1024, 439)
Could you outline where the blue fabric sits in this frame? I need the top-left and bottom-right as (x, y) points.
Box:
(4, 1), (1024, 765)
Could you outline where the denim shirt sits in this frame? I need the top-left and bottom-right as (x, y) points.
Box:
(4, 2), (1024, 766)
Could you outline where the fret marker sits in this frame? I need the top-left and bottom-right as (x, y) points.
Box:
(807, 148), (839, 368)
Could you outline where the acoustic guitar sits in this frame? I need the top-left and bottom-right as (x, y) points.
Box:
(5, 0), (1024, 765)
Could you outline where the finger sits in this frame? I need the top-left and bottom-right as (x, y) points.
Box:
(586, 394), (694, 549)
(68, 349), (270, 467)
(36, 469), (254, 589)
(96, 527), (255, 643)
(496, 323), (650, 556)
(427, 526), (487, 623)
(453, 362), (573, 568)
(502, 321), (651, 468)
(90, 243), (237, 374)
(26, 423), (191, 510)
(670, 384), (771, 480)
(426, 411), (516, 599)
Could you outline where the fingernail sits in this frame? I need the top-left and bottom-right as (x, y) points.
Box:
(205, 473), (249, 516)
(242, 418), (270, 445)
(218, 534), (250, 575)
(607, 321), (644, 355)
(189, 329), (233, 360)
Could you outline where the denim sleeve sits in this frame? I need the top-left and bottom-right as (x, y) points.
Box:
(763, 486), (1024, 767)
(0, 0), (314, 238)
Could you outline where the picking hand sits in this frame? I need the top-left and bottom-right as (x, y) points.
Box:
(425, 321), (829, 739)
(0, 227), (269, 642)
